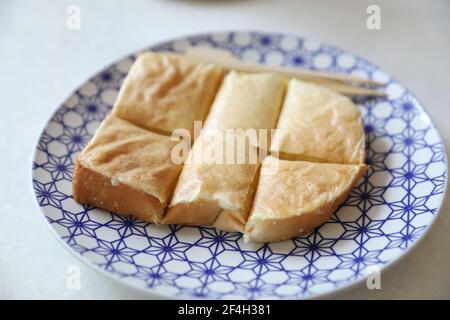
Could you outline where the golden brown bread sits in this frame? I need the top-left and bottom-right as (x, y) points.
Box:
(73, 161), (165, 222)
(112, 52), (224, 137)
(72, 115), (184, 222)
(244, 156), (367, 242)
(163, 132), (260, 232)
(271, 79), (365, 164)
(73, 55), (367, 242)
(163, 71), (286, 232)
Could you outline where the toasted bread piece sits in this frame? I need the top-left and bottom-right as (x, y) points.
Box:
(203, 71), (286, 150)
(163, 131), (260, 232)
(72, 115), (183, 222)
(244, 156), (367, 242)
(271, 79), (365, 164)
(112, 52), (224, 137)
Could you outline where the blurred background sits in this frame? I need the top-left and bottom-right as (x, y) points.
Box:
(0, 0), (449, 299)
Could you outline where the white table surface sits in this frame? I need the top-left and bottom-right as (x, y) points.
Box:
(1, 0), (449, 299)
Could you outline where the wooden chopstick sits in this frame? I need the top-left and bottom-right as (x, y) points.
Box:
(185, 47), (383, 87)
(310, 79), (387, 97)
(180, 47), (385, 97)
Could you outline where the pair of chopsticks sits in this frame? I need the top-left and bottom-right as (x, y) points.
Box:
(181, 47), (385, 98)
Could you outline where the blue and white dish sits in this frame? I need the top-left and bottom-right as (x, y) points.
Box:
(31, 31), (448, 299)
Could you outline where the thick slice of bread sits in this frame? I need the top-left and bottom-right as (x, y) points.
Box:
(112, 52), (224, 137)
(163, 131), (260, 233)
(271, 79), (365, 164)
(204, 71), (287, 150)
(72, 115), (183, 222)
(244, 156), (367, 242)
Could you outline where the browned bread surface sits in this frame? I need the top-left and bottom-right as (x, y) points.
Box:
(112, 52), (224, 136)
(244, 156), (367, 242)
(73, 115), (183, 222)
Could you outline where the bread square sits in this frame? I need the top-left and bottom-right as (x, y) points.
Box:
(203, 71), (287, 150)
(112, 52), (224, 137)
(72, 115), (184, 222)
(163, 131), (260, 232)
(244, 156), (367, 242)
(271, 79), (365, 164)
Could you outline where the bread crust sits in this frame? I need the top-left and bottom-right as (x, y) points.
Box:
(162, 199), (223, 226)
(73, 159), (164, 223)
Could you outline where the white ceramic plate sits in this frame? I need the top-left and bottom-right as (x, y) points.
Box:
(31, 31), (447, 299)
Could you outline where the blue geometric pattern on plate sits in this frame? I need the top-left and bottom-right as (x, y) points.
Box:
(31, 31), (448, 299)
